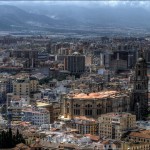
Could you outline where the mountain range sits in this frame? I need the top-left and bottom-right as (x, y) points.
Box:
(0, 4), (150, 34)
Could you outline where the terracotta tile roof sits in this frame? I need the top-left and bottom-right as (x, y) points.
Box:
(13, 143), (30, 150)
(74, 116), (97, 122)
(102, 140), (110, 144)
(70, 90), (119, 99)
(84, 134), (100, 141)
(30, 139), (42, 148)
(129, 130), (150, 139)
(19, 122), (31, 127)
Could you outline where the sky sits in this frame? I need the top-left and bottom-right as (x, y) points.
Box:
(0, 1), (150, 8)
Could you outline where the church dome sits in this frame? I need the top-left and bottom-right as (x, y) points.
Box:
(72, 52), (80, 55)
(137, 57), (145, 63)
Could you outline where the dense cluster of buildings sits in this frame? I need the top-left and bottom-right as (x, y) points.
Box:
(0, 35), (150, 149)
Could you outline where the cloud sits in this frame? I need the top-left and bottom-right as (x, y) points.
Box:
(0, 0), (150, 9)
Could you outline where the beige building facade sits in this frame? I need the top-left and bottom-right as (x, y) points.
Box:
(68, 116), (98, 135)
(128, 130), (150, 143)
(98, 112), (136, 140)
(122, 142), (150, 150)
(13, 77), (39, 97)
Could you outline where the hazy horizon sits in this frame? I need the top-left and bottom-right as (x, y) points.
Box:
(1, 1), (150, 36)
(1, 1), (150, 9)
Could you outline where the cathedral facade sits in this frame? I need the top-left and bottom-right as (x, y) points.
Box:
(61, 90), (130, 119)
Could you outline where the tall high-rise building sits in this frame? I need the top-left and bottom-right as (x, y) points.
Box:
(131, 51), (148, 120)
(64, 52), (85, 76)
(11, 50), (38, 68)
(110, 50), (137, 71)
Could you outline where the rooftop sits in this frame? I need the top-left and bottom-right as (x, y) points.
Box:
(129, 130), (150, 139)
(84, 134), (100, 141)
(100, 112), (135, 118)
(74, 116), (97, 122)
(69, 90), (119, 99)
(36, 102), (51, 107)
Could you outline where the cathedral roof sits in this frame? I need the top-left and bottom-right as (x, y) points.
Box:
(69, 90), (119, 99)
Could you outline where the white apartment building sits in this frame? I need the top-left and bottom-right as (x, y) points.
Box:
(22, 107), (50, 126)
(7, 96), (29, 121)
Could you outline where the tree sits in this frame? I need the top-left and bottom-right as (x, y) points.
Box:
(0, 128), (26, 148)
(8, 128), (13, 148)
(39, 77), (52, 85)
(15, 128), (20, 144)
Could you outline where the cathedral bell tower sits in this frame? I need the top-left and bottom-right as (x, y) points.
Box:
(131, 50), (148, 120)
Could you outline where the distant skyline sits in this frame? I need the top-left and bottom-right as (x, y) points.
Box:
(1, 0), (150, 35)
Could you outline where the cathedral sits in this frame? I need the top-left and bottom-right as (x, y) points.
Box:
(60, 50), (149, 121)
(131, 51), (149, 120)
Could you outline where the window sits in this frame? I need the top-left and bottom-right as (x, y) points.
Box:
(85, 104), (92, 116)
(74, 109), (80, 115)
(97, 104), (101, 107)
(137, 84), (141, 89)
(67, 103), (69, 114)
(97, 104), (102, 115)
(85, 104), (92, 108)
(74, 104), (80, 108)
(97, 109), (101, 115)
(85, 109), (92, 116)
(138, 70), (140, 76)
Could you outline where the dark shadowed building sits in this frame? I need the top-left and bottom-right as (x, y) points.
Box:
(131, 52), (148, 120)
(64, 52), (85, 76)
